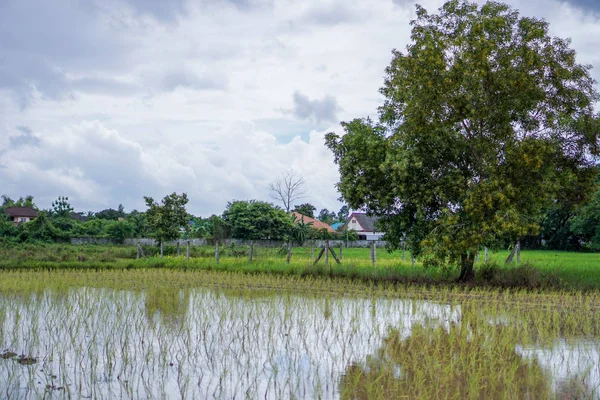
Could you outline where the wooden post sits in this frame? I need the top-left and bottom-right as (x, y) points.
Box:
(313, 247), (326, 265)
(339, 243), (343, 261)
(249, 241), (254, 262)
(160, 241), (163, 258)
(370, 241), (376, 267)
(484, 247), (488, 263)
(505, 241), (520, 264)
(402, 241), (406, 261)
(328, 246), (341, 264)
(177, 240), (180, 256)
(286, 243), (292, 264)
(215, 240), (220, 265)
(412, 256), (416, 267)
(325, 240), (329, 266)
(137, 244), (140, 259)
(137, 243), (145, 259)
(186, 240), (190, 260)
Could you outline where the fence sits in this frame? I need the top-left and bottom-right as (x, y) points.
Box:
(70, 237), (388, 248)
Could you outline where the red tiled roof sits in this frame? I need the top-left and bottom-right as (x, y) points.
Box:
(5, 207), (39, 218)
(291, 212), (335, 233)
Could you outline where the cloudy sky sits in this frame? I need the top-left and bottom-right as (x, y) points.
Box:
(1, 0), (599, 216)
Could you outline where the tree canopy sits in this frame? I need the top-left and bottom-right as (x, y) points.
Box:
(293, 203), (317, 218)
(326, 0), (600, 280)
(144, 192), (189, 245)
(223, 200), (292, 240)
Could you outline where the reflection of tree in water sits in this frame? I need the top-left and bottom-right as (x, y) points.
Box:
(144, 287), (190, 329)
(340, 322), (552, 399)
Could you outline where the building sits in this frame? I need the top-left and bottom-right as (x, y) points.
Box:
(290, 212), (335, 233)
(5, 207), (39, 225)
(330, 222), (344, 232)
(343, 212), (384, 240)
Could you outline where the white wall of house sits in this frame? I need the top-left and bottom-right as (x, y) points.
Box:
(364, 232), (385, 240)
(12, 216), (32, 224)
(348, 217), (361, 231)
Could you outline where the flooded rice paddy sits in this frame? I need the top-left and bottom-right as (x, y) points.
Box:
(0, 270), (599, 399)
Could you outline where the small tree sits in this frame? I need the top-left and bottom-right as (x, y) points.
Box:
(337, 205), (349, 223)
(269, 170), (307, 213)
(105, 220), (134, 244)
(51, 196), (73, 218)
(144, 193), (189, 246)
(223, 200), (292, 240)
(292, 203), (317, 218)
(317, 208), (336, 224)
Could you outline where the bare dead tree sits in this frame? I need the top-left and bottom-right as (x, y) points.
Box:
(268, 170), (307, 212)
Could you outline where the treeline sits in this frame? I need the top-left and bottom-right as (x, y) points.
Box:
(0, 194), (355, 245)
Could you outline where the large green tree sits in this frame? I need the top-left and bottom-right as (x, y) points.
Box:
(144, 193), (189, 245)
(326, 0), (600, 281)
(223, 200), (292, 240)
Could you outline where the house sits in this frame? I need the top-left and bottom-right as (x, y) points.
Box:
(343, 212), (385, 240)
(5, 207), (38, 225)
(291, 212), (335, 233)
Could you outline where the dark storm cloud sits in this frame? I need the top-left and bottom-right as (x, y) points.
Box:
(291, 91), (341, 124)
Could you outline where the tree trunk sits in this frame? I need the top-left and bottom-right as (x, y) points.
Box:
(457, 253), (475, 282)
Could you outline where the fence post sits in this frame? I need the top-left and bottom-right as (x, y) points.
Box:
(286, 243), (292, 264)
(311, 243), (315, 260)
(186, 240), (190, 260)
(137, 244), (140, 259)
(215, 240), (220, 265)
(484, 247), (488, 263)
(412, 256), (416, 267)
(137, 243), (145, 259)
(370, 241), (376, 267)
(177, 240), (180, 256)
(339, 243), (343, 261)
(160, 241), (163, 258)
(516, 240), (521, 263)
(402, 241), (406, 261)
(249, 241), (254, 262)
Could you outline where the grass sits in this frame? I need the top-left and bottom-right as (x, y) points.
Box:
(1, 243), (600, 291)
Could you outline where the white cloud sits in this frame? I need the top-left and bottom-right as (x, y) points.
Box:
(0, 120), (342, 216)
(0, 0), (599, 215)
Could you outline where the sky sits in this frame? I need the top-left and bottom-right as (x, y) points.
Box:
(1, 0), (599, 217)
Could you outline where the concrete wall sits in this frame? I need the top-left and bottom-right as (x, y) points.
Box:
(70, 237), (388, 248)
(70, 237), (119, 245)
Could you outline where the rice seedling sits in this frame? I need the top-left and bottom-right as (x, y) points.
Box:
(0, 269), (599, 398)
